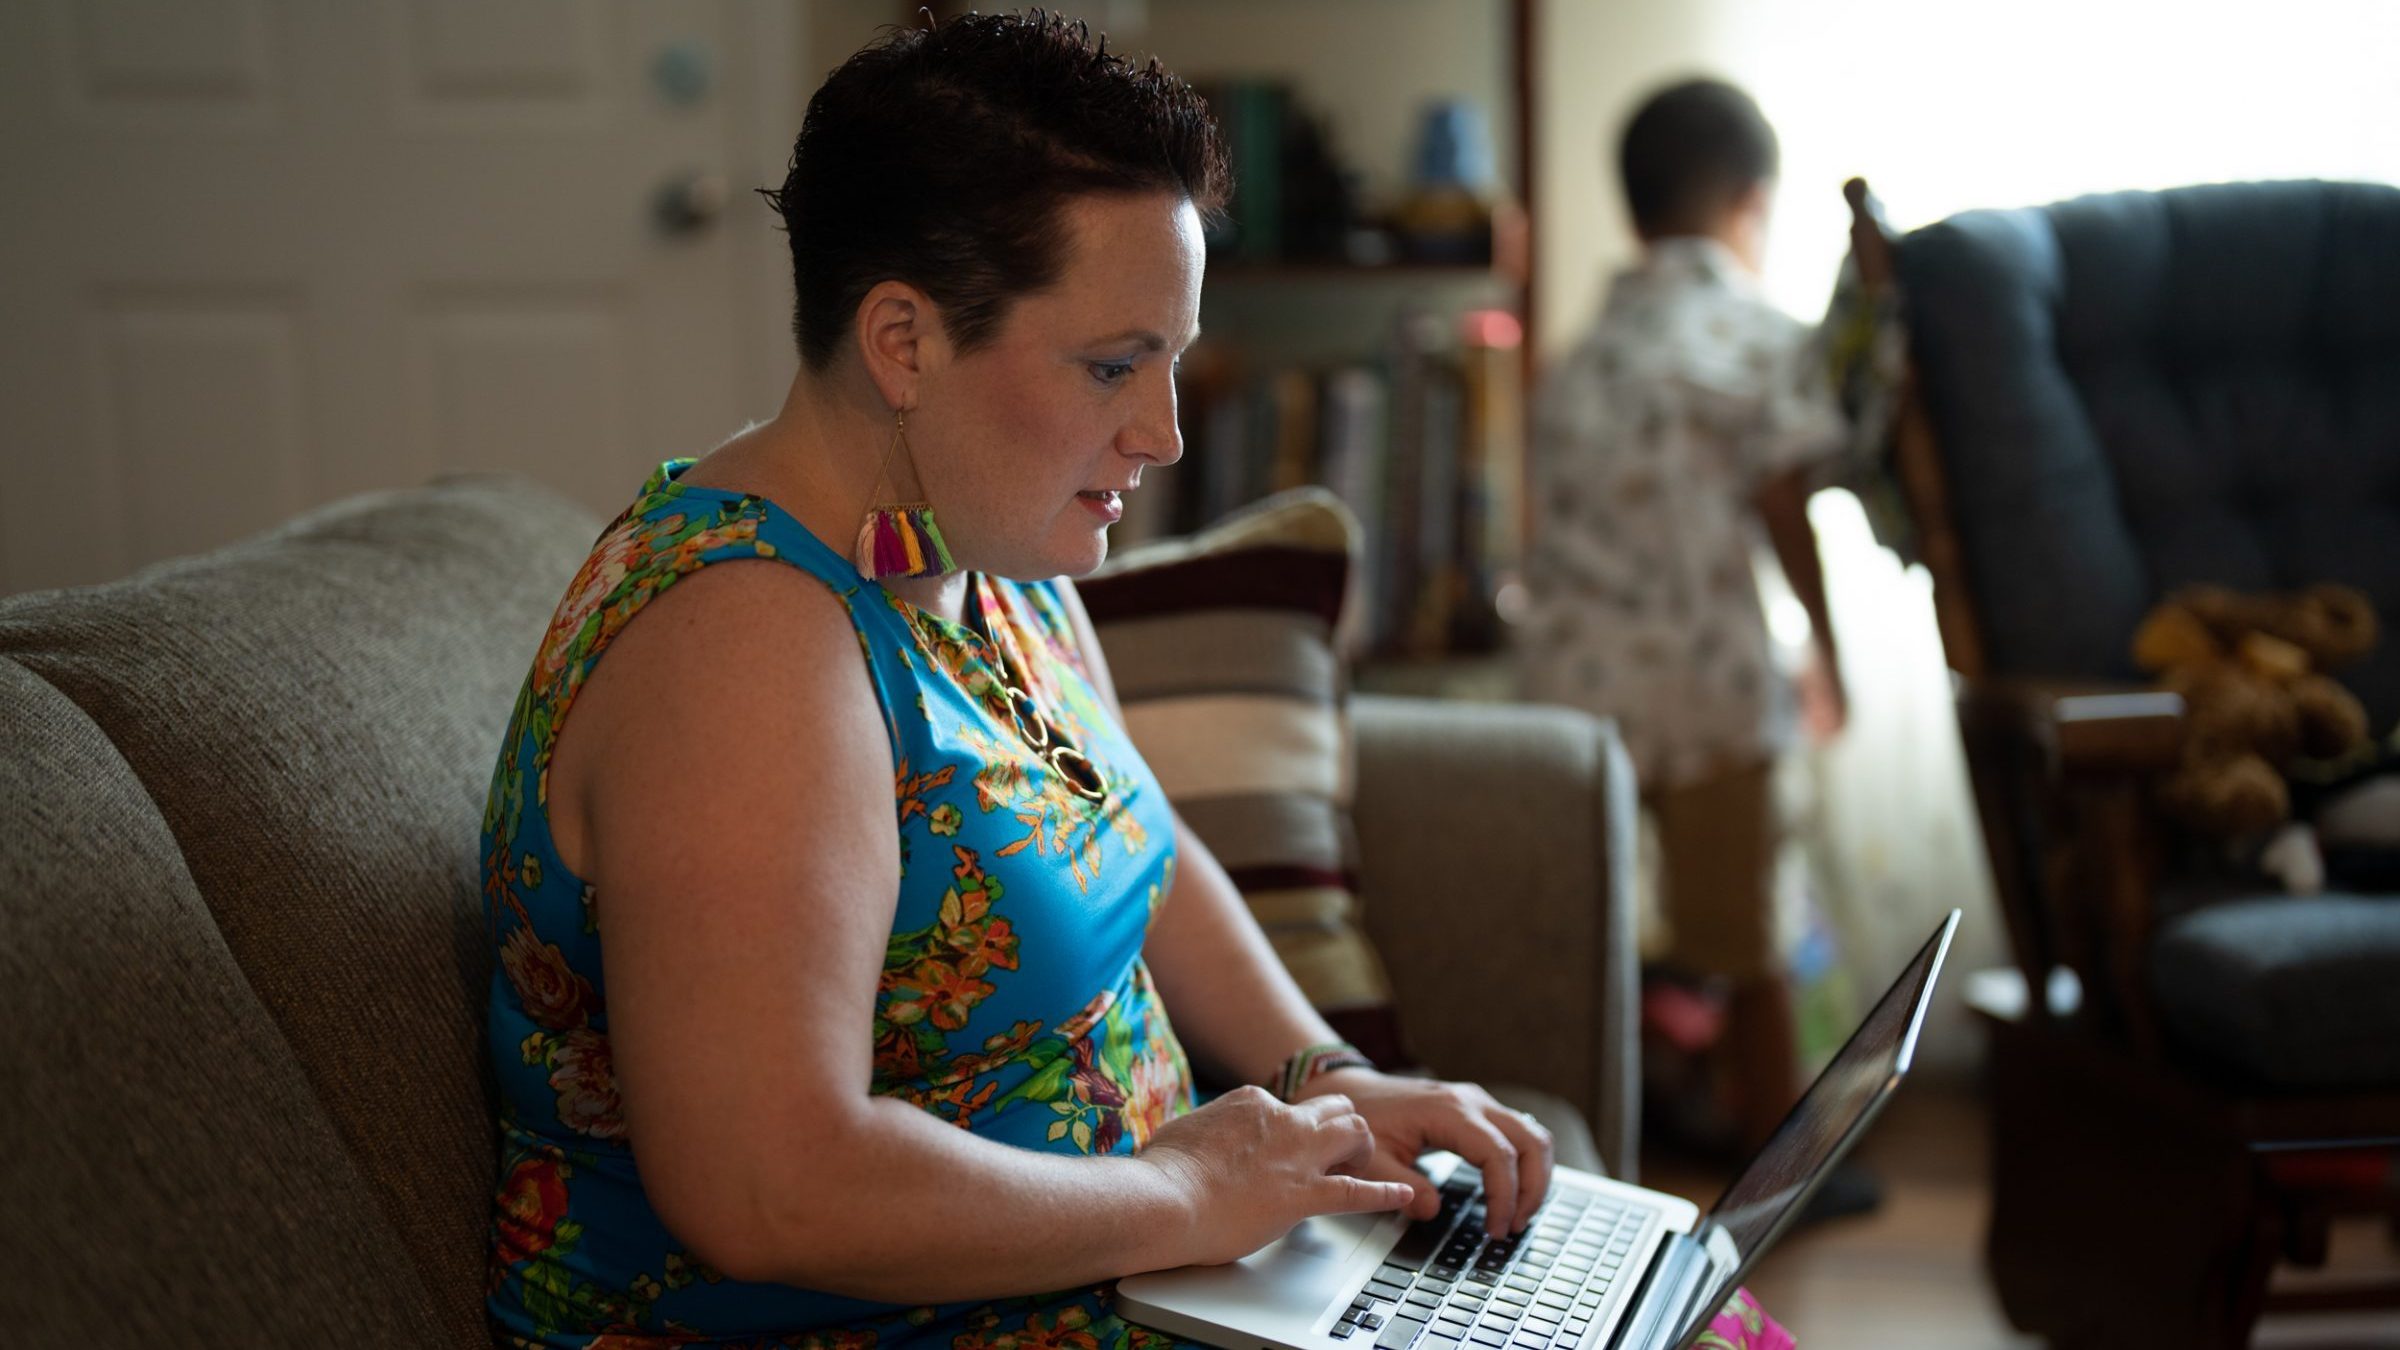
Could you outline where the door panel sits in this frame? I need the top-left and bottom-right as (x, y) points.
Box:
(0, 0), (801, 593)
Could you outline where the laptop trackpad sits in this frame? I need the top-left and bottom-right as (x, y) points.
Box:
(1157, 1211), (1389, 1324)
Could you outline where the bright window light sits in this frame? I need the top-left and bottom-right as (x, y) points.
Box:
(1708, 0), (2400, 316)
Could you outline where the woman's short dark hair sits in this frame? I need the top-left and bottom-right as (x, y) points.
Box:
(760, 9), (1230, 371)
(1617, 78), (1779, 237)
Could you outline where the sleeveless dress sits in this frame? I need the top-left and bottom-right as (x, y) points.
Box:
(481, 457), (1206, 1349)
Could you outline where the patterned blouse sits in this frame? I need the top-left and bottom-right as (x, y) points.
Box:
(1519, 237), (1847, 791)
(481, 457), (1202, 1348)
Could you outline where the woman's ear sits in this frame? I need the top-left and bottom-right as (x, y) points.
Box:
(854, 279), (942, 411)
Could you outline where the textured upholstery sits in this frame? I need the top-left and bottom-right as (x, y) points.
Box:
(1900, 180), (2400, 1087)
(2150, 894), (2400, 1089)
(0, 471), (1643, 1340)
(0, 476), (597, 1348)
(1350, 696), (1642, 1181)
(1900, 179), (2400, 730)
(0, 657), (448, 1346)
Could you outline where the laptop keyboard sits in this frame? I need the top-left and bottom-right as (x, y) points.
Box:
(1330, 1174), (1654, 1350)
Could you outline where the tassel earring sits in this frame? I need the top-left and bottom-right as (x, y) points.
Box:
(853, 409), (957, 580)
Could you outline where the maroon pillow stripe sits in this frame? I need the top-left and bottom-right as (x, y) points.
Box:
(1076, 546), (1347, 628)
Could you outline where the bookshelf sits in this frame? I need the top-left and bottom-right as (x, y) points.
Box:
(1157, 1), (1535, 669)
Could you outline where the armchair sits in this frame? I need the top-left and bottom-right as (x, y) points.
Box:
(1849, 177), (2400, 1347)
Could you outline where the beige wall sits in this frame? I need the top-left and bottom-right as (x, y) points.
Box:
(801, 0), (889, 107)
(1532, 0), (1721, 363)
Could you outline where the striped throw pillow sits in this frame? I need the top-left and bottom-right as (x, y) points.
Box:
(1080, 488), (1412, 1071)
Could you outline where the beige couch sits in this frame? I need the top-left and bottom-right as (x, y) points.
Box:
(0, 475), (1638, 1348)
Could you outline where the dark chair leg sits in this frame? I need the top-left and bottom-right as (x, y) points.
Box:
(2224, 1196), (2285, 1349)
(1982, 1015), (2266, 1347)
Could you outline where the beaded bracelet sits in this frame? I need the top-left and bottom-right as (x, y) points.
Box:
(1267, 1041), (1376, 1102)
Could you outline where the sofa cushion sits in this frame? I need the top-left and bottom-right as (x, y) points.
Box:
(1079, 488), (1413, 1070)
(0, 473), (600, 1346)
(2149, 893), (2400, 1089)
(0, 656), (448, 1345)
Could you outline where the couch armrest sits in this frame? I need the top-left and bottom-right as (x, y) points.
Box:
(1349, 695), (1640, 1180)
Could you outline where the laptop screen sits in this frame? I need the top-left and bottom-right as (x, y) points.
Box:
(1667, 911), (1958, 1350)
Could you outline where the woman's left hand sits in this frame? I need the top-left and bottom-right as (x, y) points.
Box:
(1290, 1067), (1555, 1238)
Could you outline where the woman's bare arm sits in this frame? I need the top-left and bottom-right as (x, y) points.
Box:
(571, 561), (1193, 1301)
(570, 567), (1405, 1299)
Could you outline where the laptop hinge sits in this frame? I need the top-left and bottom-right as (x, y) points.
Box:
(1600, 1233), (1710, 1350)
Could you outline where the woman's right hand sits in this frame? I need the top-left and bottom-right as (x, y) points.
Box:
(1135, 1086), (1420, 1268)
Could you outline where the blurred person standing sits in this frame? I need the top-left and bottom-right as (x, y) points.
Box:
(1520, 78), (1855, 1164)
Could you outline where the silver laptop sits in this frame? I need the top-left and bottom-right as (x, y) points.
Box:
(1120, 909), (1960, 1350)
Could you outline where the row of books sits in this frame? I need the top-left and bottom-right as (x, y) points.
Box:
(1194, 77), (1506, 269)
(1121, 308), (1528, 658)
(1192, 77), (1353, 264)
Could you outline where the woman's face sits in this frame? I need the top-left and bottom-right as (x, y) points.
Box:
(912, 190), (1203, 580)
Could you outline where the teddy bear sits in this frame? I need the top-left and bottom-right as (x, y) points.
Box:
(2129, 583), (2379, 856)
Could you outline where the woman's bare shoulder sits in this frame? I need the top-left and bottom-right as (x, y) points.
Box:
(605, 555), (858, 668)
(546, 557), (886, 877)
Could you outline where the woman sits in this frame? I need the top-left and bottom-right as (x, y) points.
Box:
(481, 11), (1788, 1349)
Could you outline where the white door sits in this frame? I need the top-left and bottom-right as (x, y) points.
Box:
(0, 0), (805, 595)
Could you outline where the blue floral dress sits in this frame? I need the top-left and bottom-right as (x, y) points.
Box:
(481, 458), (1205, 1348)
